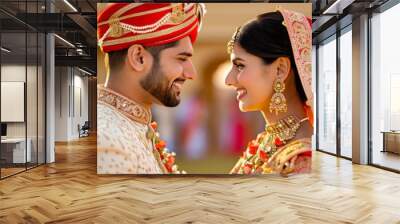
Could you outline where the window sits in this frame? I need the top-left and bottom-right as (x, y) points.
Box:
(317, 36), (337, 154)
(371, 2), (400, 171)
(339, 27), (352, 158)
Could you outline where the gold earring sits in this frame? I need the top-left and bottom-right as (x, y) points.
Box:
(269, 72), (287, 115)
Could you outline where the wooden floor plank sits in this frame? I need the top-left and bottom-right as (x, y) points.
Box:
(0, 135), (400, 223)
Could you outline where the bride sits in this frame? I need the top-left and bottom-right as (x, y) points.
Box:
(225, 9), (313, 175)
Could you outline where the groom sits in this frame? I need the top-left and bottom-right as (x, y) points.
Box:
(97, 3), (205, 174)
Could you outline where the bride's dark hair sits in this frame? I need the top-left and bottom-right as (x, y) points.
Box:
(228, 11), (307, 103)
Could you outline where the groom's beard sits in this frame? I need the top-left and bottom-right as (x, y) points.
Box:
(140, 63), (181, 107)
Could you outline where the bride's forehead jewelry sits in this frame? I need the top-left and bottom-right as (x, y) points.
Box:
(227, 26), (241, 54)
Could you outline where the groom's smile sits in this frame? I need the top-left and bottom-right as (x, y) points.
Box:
(171, 77), (186, 94)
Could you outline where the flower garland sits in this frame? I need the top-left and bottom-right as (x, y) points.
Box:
(147, 121), (186, 174)
(239, 133), (277, 174)
(236, 115), (310, 174)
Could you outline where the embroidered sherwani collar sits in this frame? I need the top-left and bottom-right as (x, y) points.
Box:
(98, 85), (152, 125)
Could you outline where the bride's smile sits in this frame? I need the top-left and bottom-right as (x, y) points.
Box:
(236, 87), (247, 100)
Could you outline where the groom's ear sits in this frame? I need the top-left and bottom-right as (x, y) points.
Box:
(126, 44), (152, 73)
(275, 57), (291, 81)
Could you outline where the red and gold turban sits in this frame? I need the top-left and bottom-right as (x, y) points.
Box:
(97, 3), (206, 53)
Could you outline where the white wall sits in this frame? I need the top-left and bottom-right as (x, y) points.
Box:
(1, 63), (46, 163)
(54, 67), (89, 141)
(74, 73), (89, 130)
(1, 65), (31, 138)
(55, 66), (69, 141)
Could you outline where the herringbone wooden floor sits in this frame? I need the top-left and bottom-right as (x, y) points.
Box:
(1, 135), (400, 224)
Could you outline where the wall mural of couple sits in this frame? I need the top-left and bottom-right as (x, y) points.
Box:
(96, 3), (313, 175)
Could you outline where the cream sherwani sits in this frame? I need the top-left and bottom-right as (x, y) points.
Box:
(97, 86), (166, 174)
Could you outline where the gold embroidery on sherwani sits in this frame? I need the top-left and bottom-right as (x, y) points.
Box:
(97, 85), (164, 174)
(98, 86), (151, 125)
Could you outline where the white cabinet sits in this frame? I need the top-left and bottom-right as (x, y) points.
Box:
(1, 138), (32, 163)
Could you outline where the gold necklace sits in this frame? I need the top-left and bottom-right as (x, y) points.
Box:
(237, 115), (309, 174)
(265, 115), (309, 143)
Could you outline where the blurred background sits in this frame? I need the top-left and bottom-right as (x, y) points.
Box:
(97, 3), (311, 174)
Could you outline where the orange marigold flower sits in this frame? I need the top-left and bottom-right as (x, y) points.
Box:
(259, 149), (268, 161)
(155, 140), (166, 150)
(165, 164), (172, 173)
(243, 164), (253, 174)
(248, 140), (259, 155)
(274, 137), (284, 147)
(166, 155), (175, 167)
(150, 121), (158, 130)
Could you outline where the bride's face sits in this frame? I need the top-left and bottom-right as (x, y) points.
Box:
(225, 44), (276, 112)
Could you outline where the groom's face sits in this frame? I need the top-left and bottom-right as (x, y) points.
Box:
(140, 37), (196, 107)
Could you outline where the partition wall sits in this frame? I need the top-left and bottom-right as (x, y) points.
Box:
(0, 0), (46, 179)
